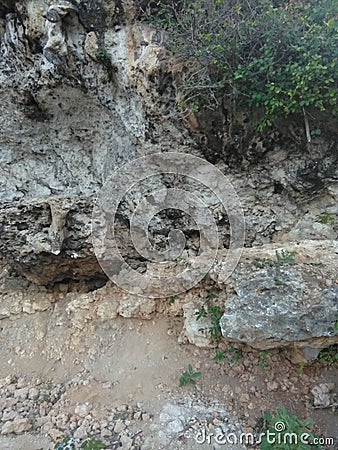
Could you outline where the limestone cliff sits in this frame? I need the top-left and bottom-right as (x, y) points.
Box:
(0, 1), (337, 355)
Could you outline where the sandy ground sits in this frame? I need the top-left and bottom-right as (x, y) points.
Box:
(0, 312), (337, 449)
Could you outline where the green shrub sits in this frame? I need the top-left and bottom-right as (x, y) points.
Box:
(317, 344), (338, 363)
(260, 405), (321, 449)
(144, 0), (338, 130)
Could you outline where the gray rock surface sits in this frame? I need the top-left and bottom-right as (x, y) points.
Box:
(0, 0), (337, 288)
(219, 241), (338, 359)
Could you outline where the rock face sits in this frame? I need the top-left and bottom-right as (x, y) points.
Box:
(0, 1), (337, 357)
(219, 241), (338, 359)
(0, 0), (337, 288)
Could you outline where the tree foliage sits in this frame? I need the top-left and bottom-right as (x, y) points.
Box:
(142, 0), (338, 129)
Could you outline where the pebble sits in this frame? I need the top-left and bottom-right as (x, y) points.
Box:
(120, 434), (133, 449)
(113, 419), (126, 434)
(266, 381), (279, 391)
(2, 411), (17, 421)
(1, 418), (31, 434)
(239, 393), (250, 403)
(74, 425), (88, 440)
(74, 403), (92, 418)
(28, 387), (39, 400)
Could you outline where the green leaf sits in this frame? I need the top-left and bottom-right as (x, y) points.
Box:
(191, 372), (202, 378)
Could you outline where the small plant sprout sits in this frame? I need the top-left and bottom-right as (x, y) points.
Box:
(214, 350), (226, 361)
(195, 306), (207, 320)
(317, 345), (338, 363)
(317, 212), (335, 225)
(228, 347), (243, 364)
(294, 363), (305, 376)
(195, 303), (223, 341)
(179, 364), (202, 387)
(256, 350), (271, 368)
(96, 47), (117, 82)
(275, 250), (296, 265)
(253, 250), (296, 269)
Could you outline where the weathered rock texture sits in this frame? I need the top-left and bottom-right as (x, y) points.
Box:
(0, 1), (337, 355)
(218, 241), (338, 359)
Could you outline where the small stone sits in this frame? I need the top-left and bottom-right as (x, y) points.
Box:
(213, 418), (223, 427)
(41, 421), (53, 433)
(84, 32), (99, 60)
(247, 418), (256, 428)
(1, 418), (31, 434)
(101, 427), (111, 437)
(75, 403), (92, 418)
(117, 405), (127, 412)
(142, 413), (150, 422)
(267, 381), (279, 391)
(239, 393), (250, 403)
(311, 383), (335, 407)
(48, 428), (63, 442)
(56, 413), (69, 430)
(74, 425), (88, 440)
(14, 388), (28, 400)
(167, 419), (184, 433)
(0, 400), (7, 410)
(16, 377), (27, 389)
(2, 411), (17, 421)
(35, 417), (49, 428)
(28, 387), (39, 400)
(114, 419), (126, 434)
(120, 434), (133, 449)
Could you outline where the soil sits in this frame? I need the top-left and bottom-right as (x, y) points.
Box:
(0, 313), (337, 449)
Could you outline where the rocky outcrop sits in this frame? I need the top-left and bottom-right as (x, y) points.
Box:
(0, 1), (337, 357)
(218, 241), (338, 361)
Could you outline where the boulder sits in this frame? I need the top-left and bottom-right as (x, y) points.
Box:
(219, 242), (338, 360)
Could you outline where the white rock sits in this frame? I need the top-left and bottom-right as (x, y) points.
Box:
(74, 425), (88, 440)
(2, 411), (17, 422)
(14, 388), (29, 400)
(113, 419), (126, 434)
(167, 419), (184, 433)
(120, 434), (133, 449)
(1, 418), (31, 434)
(74, 402), (92, 418)
(28, 387), (39, 400)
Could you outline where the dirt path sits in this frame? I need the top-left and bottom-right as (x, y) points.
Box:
(0, 313), (337, 449)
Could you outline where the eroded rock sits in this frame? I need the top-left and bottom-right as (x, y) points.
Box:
(219, 242), (338, 359)
(311, 383), (336, 408)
